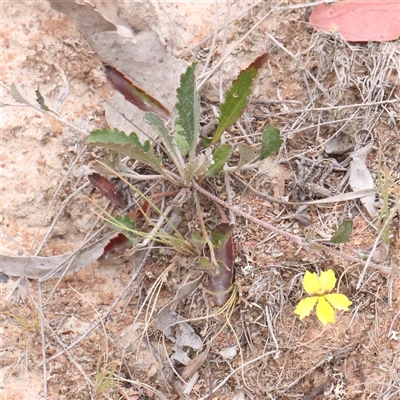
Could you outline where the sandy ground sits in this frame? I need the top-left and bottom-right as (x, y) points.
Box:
(1, 1), (399, 400)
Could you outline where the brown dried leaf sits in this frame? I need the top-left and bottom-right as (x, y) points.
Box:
(89, 173), (125, 208)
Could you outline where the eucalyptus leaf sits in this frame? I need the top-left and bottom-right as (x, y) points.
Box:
(260, 125), (283, 160)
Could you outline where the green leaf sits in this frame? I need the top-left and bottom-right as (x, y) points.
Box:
(35, 88), (50, 111)
(211, 53), (269, 145)
(174, 126), (190, 157)
(144, 112), (186, 173)
(105, 65), (170, 120)
(185, 230), (205, 248)
(260, 125), (283, 160)
(87, 128), (163, 174)
(176, 63), (200, 159)
(199, 256), (215, 271)
(200, 136), (212, 148)
(330, 220), (353, 244)
(205, 144), (232, 178)
(211, 223), (235, 250)
(112, 215), (137, 242)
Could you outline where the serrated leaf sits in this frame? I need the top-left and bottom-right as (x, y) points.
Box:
(211, 223), (235, 250)
(176, 63), (200, 159)
(105, 65), (170, 120)
(260, 125), (283, 160)
(211, 53), (269, 145)
(35, 88), (50, 111)
(144, 112), (183, 170)
(331, 220), (353, 244)
(205, 144), (232, 178)
(10, 82), (31, 105)
(87, 128), (163, 174)
(236, 143), (257, 170)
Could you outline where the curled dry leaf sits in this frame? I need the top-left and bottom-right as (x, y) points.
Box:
(182, 346), (210, 380)
(103, 233), (133, 258)
(0, 233), (116, 280)
(105, 65), (170, 120)
(348, 142), (378, 217)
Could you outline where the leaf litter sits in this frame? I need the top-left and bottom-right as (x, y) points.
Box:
(2, 1), (400, 399)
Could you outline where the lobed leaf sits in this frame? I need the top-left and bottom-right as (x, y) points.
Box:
(183, 154), (211, 184)
(144, 112), (180, 166)
(211, 53), (269, 145)
(176, 63), (200, 159)
(174, 125), (190, 157)
(105, 65), (170, 120)
(260, 125), (283, 160)
(87, 128), (163, 175)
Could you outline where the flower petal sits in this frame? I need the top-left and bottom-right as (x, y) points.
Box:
(303, 271), (321, 295)
(294, 296), (318, 320)
(316, 296), (335, 326)
(319, 269), (336, 293)
(325, 293), (352, 311)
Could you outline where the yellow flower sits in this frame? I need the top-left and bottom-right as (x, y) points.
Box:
(294, 270), (352, 326)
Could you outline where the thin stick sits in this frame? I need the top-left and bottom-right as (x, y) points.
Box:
(42, 246), (153, 364)
(197, 4), (279, 91)
(189, 1), (262, 52)
(356, 207), (397, 290)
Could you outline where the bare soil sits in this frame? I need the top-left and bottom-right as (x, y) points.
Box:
(1, 1), (399, 400)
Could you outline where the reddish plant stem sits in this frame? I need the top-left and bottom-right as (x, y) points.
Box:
(193, 181), (307, 246)
(193, 181), (383, 268)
